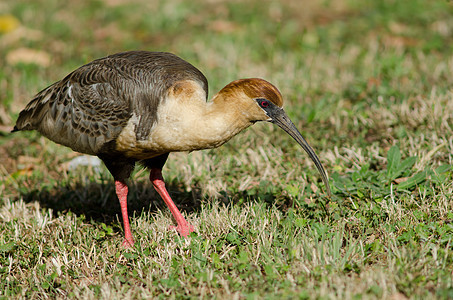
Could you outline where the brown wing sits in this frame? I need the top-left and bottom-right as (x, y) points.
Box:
(14, 51), (209, 155)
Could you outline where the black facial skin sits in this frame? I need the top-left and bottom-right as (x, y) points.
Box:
(255, 98), (282, 120)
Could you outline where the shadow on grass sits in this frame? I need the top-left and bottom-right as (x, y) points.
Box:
(18, 178), (204, 226)
(16, 175), (329, 233)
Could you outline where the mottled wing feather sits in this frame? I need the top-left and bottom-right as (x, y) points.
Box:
(15, 63), (132, 155)
(14, 51), (209, 156)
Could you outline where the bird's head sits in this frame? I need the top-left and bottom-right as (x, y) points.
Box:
(219, 78), (331, 196)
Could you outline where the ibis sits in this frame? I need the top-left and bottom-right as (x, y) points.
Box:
(13, 51), (331, 247)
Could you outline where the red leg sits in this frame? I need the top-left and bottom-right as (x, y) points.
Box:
(150, 169), (194, 237)
(115, 180), (134, 247)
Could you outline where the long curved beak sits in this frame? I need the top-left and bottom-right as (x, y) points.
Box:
(270, 108), (331, 197)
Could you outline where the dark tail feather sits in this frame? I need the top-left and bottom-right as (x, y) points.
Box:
(14, 83), (56, 132)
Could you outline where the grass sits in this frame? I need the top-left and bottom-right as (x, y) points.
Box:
(1, 0), (453, 298)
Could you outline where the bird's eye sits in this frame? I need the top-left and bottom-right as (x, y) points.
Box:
(258, 99), (270, 108)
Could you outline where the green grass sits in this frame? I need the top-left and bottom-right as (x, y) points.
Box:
(1, 0), (453, 298)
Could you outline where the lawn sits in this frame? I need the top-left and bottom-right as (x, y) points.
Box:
(1, 0), (453, 298)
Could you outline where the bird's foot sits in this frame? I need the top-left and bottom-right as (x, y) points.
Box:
(170, 223), (195, 237)
(122, 237), (134, 248)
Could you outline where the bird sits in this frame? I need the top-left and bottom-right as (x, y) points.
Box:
(13, 51), (331, 247)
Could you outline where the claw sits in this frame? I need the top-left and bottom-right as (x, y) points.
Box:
(170, 223), (195, 237)
(122, 238), (134, 248)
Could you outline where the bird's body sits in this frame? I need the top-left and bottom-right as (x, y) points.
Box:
(14, 51), (330, 247)
(16, 52), (210, 156)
